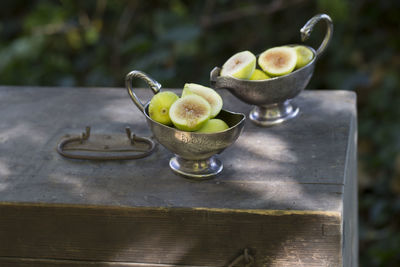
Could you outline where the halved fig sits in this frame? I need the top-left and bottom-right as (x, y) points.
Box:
(220, 51), (256, 79)
(169, 95), (211, 131)
(182, 83), (223, 118)
(258, 47), (297, 77)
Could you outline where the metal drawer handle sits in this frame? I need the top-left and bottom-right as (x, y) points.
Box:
(228, 248), (254, 267)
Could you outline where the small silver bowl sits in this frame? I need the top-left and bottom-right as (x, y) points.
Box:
(126, 70), (245, 180)
(210, 14), (333, 127)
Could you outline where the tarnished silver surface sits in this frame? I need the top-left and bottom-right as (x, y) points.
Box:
(249, 101), (299, 127)
(126, 70), (161, 113)
(126, 70), (245, 179)
(169, 155), (223, 179)
(301, 13), (333, 60)
(210, 14), (333, 127)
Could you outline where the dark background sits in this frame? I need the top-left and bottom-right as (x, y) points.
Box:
(1, 0), (399, 265)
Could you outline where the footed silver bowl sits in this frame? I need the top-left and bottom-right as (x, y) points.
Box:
(210, 14), (333, 126)
(126, 70), (245, 180)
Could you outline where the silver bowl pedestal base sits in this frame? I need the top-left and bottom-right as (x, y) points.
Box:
(249, 100), (299, 127)
(169, 156), (223, 180)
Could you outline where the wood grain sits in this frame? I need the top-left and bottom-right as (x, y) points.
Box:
(0, 86), (356, 212)
(0, 87), (357, 266)
(342, 107), (358, 267)
(0, 257), (198, 267)
(0, 203), (341, 266)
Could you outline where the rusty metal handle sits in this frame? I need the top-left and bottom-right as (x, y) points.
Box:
(228, 248), (254, 267)
(300, 13), (333, 60)
(57, 126), (156, 160)
(125, 70), (162, 113)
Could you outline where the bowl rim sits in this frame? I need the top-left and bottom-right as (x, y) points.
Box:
(216, 45), (316, 83)
(143, 103), (246, 135)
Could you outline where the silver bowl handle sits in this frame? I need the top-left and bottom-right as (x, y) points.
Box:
(300, 14), (333, 60)
(125, 70), (162, 113)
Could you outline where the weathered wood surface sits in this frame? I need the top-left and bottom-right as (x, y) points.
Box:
(0, 86), (357, 266)
(0, 86), (354, 212)
(342, 111), (358, 267)
(0, 203), (341, 266)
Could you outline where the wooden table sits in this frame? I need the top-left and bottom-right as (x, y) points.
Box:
(0, 86), (357, 266)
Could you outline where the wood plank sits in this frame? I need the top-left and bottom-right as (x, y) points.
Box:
(0, 86), (356, 212)
(342, 107), (358, 267)
(0, 257), (198, 267)
(0, 203), (341, 266)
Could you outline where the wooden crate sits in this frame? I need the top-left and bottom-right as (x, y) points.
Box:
(0, 86), (357, 266)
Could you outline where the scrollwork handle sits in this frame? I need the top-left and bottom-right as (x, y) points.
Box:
(125, 70), (161, 113)
(300, 14), (333, 60)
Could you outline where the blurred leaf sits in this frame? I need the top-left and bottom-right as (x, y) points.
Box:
(84, 25), (99, 45)
(159, 24), (200, 43)
(66, 28), (82, 49)
(23, 2), (67, 31)
(317, 0), (350, 22)
(0, 35), (44, 71)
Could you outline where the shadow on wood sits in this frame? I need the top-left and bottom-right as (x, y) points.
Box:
(0, 86), (357, 266)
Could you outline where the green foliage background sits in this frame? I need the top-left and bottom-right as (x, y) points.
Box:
(1, 0), (400, 265)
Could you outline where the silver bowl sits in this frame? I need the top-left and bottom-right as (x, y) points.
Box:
(210, 14), (333, 126)
(126, 70), (245, 180)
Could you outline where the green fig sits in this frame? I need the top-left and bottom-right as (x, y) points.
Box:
(249, 69), (270, 80)
(148, 91), (179, 125)
(196, 119), (229, 133)
(294, 45), (314, 69)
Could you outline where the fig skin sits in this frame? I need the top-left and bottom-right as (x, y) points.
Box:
(148, 91), (179, 125)
(196, 119), (229, 133)
(294, 45), (314, 69)
(249, 69), (270, 80)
